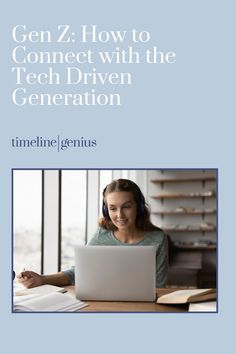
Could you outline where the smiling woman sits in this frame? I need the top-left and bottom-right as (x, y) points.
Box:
(106, 192), (139, 242)
(85, 179), (168, 287)
(100, 179), (158, 233)
(17, 177), (168, 289)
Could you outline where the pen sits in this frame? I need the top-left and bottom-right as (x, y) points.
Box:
(20, 268), (26, 278)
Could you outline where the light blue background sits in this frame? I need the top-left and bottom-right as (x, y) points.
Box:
(1, 0), (235, 353)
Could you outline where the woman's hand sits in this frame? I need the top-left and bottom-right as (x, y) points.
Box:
(17, 270), (44, 288)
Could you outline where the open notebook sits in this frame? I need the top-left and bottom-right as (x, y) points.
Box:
(13, 284), (88, 312)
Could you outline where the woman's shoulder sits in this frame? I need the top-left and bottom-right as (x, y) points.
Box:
(144, 228), (167, 244)
(87, 227), (113, 245)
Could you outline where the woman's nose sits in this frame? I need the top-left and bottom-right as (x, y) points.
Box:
(117, 209), (124, 218)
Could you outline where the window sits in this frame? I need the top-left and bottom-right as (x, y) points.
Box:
(61, 170), (87, 270)
(99, 170), (113, 215)
(13, 170), (42, 274)
(13, 169), (145, 274)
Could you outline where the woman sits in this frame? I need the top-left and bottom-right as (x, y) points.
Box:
(17, 179), (168, 288)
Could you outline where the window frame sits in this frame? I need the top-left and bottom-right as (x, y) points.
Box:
(13, 169), (147, 274)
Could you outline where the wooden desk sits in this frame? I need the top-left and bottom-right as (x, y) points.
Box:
(65, 286), (189, 312)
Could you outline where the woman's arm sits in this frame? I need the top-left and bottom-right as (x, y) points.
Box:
(17, 271), (71, 288)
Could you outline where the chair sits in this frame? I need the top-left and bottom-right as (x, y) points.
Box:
(167, 235), (202, 287)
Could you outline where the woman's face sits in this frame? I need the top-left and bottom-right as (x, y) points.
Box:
(106, 191), (137, 231)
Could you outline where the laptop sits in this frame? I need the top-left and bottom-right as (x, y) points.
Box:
(74, 245), (156, 302)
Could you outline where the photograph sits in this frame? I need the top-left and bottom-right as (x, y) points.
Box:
(13, 169), (217, 313)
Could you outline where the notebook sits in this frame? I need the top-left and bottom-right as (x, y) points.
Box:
(14, 292), (88, 312)
(74, 245), (156, 302)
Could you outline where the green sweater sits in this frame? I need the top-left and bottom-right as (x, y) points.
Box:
(64, 227), (168, 287)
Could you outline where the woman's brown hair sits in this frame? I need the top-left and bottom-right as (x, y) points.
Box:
(99, 179), (161, 232)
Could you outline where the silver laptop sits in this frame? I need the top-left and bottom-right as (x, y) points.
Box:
(74, 245), (156, 302)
